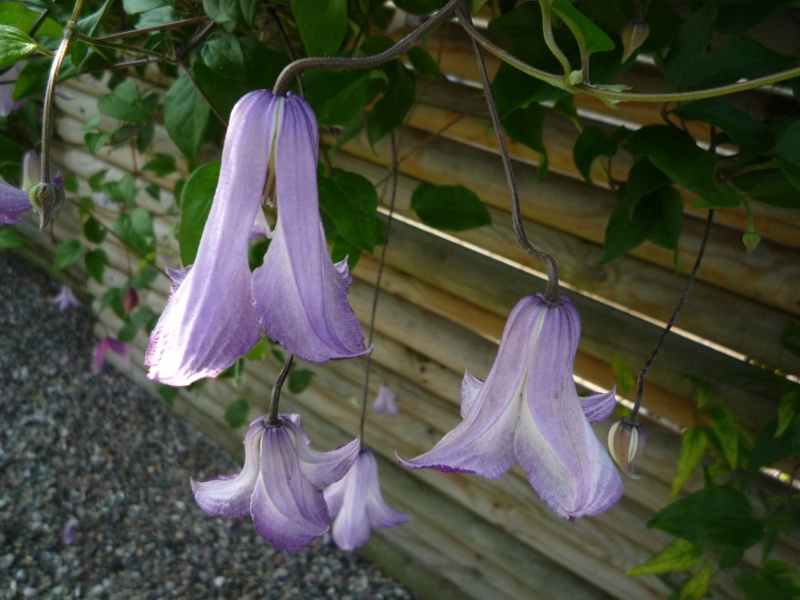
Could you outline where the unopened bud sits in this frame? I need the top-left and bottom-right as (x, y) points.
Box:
(608, 418), (646, 479)
(621, 19), (650, 63)
(29, 182), (65, 230)
(123, 288), (139, 313)
(742, 230), (761, 254)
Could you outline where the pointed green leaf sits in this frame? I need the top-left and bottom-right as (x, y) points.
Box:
(53, 239), (83, 270)
(0, 24), (50, 70)
(573, 127), (619, 183)
(0, 4), (62, 37)
(628, 539), (703, 576)
(164, 73), (210, 160)
(304, 70), (370, 126)
(368, 63), (416, 146)
(710, 405), (739, 469)
(113, 208), (155, 258)
(224, 397), (249, 428)
(649, 486), (762, 548)
(776, 388), (800, 437)
(179, 162), (220, 266)
(0, 228), (26, 251)
(411, 183), (491, 231)
(201, 30), (246, 80)
(671, 428), (707, 499)
(503, 104), (549, 179)
(679, 559), (712, 600)
(551, 0), (615, 56)
(85, 248), (108, 283)
(98, 81), (151, 123)
(288, 369), (314, 394)
(407, 47), (441, 77)
(318, 169), (378, 254)
(292, 0), (347, 57)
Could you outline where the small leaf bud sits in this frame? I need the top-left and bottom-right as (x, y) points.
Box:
(123, 288), (139, 313)
(742, 230), (761, 254)
(608, 418), (646, 479)
(29, 182), (65, 230)
(621, 19), (650, 64)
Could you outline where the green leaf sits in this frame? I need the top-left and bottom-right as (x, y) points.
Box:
(715, 0), (793, 34)
(154, 383), (178, 406)
(13, 57), (50, 101)
(224, 397), (249, 428)
(135, 6), (179, 29)
(368, 62), (416, 146)
(649, 486), (762, 548)
(626, 126), (738, 208)
(304, 70), (370, 126)
(731, 169), (800, 209)
(117, 306), (154, 341)
(673, 99), (773, 160)
(0, 25), (49, 70)
(318, 169), (378, 254)
(201, 30), (246, 79)
(245, 339), (269, 360)
(99, 287), (125, 319)
(775, 121), (800, 194)
(710, 405), (739, 469)
(663, 2), (717, 92)
(776, 388), (800, 437)
(98, 81), (151, 123)
(749, 419), (794, 471)
(411, 183), (491, 231)
(670, 428), (707, 499)
(407, 47), (441, 77)
(573, 127), (619, 183)
(179, 162), (220, 266)
(122, 0), (169, 14)
(131, 264), (158, 290)
(102, 173), (137, 204)
(113, 208), (156, 258)
(735, 561), (800, 600)
(53, 239), (83, 270)
(143, 153), (176, 177)
(203, 0), (257, 28)
(164, 73), (210, 160)
(550, 0), (615, 57)
(84, 131), (113, 153)
(0, 3), (62, 37)
(503, 104), (548, 179)
(292, 0), (347, 56)
(0, 228), (25, 251)
(627, 539), (703, 576)
(85, 248), (108, 283)
(678, 36), (796, 92)
(679, 559), (712, 600)
(610, 354), (635, 394)
(288, 369), (315, 394)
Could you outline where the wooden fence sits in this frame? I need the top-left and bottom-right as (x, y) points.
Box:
(17, 14), (800, 600)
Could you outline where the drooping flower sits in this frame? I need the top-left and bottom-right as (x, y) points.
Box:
(398, 294), (623, 520)
(52, 284), (81, 311)
(373, 385), (400, 415)
(92, 337), (128, 375)
(0, 64), (26, 117)
(608, 417), (646, 479)
(146, 90), (368, 386)
(1, 151), (40, 224)
(324, 449), (409, 550)
(192, 414), (360, 552)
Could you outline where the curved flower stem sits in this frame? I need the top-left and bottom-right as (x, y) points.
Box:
(457, 12), (800, 103)
(458, 2), (560, 302)
(631, 210), (715, 421)
(358, 132), (400, 450)
(41, 0), (85, 183)
(268, 354), (295, 426)
(94, 16), (209, 42)
(74, 31), (177, 64)
(538, 0), (572, 79)
(273, 0), (460, 96)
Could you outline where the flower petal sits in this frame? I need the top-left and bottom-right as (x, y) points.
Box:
(327, 454), (370, 551)
(514, 295), (622, 519)
(191, 418), (263, 518)
(459, 367), (483, 418)
(146, 91), (275, 385)
(280, 415), (360, 487)
(398, 298), (542, 479)
(251, 422), (330, 551)
(0, 176), (32, 223)
(0, 64), (26, 117)
(362, 450), (409, 529)
(580, 387), (617, 423)
(252, 94), (368, 363)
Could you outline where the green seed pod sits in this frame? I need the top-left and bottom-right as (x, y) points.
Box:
(29, 182), (65, 231)
(608, 417), (646, 479)
(620, 19), (650, 64)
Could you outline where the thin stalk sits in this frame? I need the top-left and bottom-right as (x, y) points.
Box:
(74, 31), (177, 64)
(630, 210), (715, 421)
(538, 0), (571, 78)
(94, 16), (209, 42)
(268, 354), (295, 425)
(457, 12), (800, 103)
(459, 2), (560, 302)
(273, 0), (459, 96)
(41, 0), (85, 183)
(359, 132), (400, 449)
(269, 7), (305, 98)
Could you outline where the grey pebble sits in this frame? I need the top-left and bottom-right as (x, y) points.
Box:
(0, 253), (415, 600)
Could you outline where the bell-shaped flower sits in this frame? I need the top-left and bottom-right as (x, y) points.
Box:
(92, 337), (128, 375)
(52, 284), (80, 311)
(146, 90), (368, 386)
(373, 384), (400, 415)
(398, 294), (623, 520)
(192, 414), (360, 552)
(324, 449), (409, 550)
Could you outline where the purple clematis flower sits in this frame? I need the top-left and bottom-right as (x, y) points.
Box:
(192, 414), (360, 552)
(146, 90), (368, 386)
(52, 284), (81, 311)
(324, 449), (409, 551)
(92, 337), (128, 375)
(373, 385), (400, 416)
(398, 294), (623, 520)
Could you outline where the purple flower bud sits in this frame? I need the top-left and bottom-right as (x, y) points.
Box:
(608, 418), (646, 479)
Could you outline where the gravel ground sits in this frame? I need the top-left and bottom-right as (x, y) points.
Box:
(0, 253), (414, 600)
